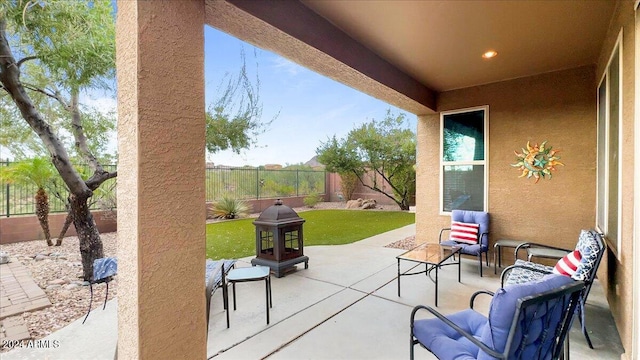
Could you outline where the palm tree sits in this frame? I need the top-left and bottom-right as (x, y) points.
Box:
(1, 158), (56, 246)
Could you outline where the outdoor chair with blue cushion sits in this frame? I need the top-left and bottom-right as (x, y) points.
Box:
(205, 259), (236, 330)
(410, 274), (584, 360)
(500, 229), (605, 349)
(439, 210), (490, 276)
(83, 257), (118, 324)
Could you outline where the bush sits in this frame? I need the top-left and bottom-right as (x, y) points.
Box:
(339, 172), (358, 201)
(303, 193), (321, 208)
(210, 196), (250, 219)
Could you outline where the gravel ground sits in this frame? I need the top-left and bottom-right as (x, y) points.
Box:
(0, 201), (407, 348)
(0, 233), (117, 351)
(384, 235), (416, 250)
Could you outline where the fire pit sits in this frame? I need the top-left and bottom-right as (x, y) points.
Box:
(251, 199), (309, 277)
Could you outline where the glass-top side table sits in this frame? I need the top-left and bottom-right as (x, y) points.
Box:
(396, 243), (461, 307)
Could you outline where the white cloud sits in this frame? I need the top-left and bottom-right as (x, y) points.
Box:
(270, 57), (305, 76)
(80, 95), (118, 157)
(82, 96), (117, 115)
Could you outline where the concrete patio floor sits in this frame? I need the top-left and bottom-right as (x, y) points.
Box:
(2, 224), (624, 359)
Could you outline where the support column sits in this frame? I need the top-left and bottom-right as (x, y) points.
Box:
(633, 4), (640, 359)
(116, 1), (206, 359)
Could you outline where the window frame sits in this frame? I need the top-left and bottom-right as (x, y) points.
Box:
(439, 105), (489, 215)
(596, 30), (623, 258)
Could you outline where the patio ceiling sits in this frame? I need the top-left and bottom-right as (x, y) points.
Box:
(206, 0), (616, 114)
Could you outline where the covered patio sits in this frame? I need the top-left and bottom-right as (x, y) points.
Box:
(115, 1), (638, 359)
(0, 225), (624, 359)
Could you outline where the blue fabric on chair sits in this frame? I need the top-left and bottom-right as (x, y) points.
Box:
(478, 274), (573, 360)
(205, 259), (236, 330)
(440, 210), (490, 276)
(413, 309), (486, 359)
(93, 257), (117, 282)
(503, 259), (553, 286)
(83, 257), (118, 324)
(205, 259), (236, 285)
(501, 230), (605, 350)
(410, 274), (581, 360)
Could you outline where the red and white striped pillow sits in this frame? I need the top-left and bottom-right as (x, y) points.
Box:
(552, 250), (582, 277)
(450, 221), (480, 245)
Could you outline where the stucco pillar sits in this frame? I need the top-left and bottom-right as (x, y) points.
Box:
(415, 114), (445, 243)
(116, 1), (206, 358)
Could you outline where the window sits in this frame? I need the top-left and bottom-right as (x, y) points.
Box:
(440, 107), (488, 213)
(596, 32), (622, 256)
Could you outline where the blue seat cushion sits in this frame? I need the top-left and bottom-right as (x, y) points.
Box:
(205, 259), (236, 286)
(573, 230), (603, 281)
(504, 259), (553, 286)
(477, 274), (573, 360)
(413, 309), (487, 360)
(441, 240), (484, 256)
(93, 257), (117, 282)
(446, 210), (490, 252)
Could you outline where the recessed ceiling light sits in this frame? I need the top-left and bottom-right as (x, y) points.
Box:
(482, 50), (498, 59)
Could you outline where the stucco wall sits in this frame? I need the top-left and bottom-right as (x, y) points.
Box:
(0, 211), (116, 244)
(116, 1), (206, 358)
(416, 66), (596, 265)
(594, 1), (636, 357)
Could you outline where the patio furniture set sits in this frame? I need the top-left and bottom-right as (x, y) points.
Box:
(200, 207), (603, 360)
(79, 205), (603, 360)
(404, 209), (605, 360)
(205, 259), (272, 330)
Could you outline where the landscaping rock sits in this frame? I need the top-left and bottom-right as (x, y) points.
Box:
(361, 199), (377, 209)
(48, 279), (68, 286)
(34, 254), (47, 261)
(346, 199), (363, 209)
(0, 232), (117, 345)
(63, 283), (79, 290)
(0, 251), (10, 264)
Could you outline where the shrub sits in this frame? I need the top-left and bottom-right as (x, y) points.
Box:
(210, 196), (250, 219)
(303, 193), (321, 208)
(339, 172), (358, 201)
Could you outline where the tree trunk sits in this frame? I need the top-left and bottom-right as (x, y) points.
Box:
(353, 171), (410, 211)
(70, 194), (104, 281)
(55, 209), (74, 246)
(35, 187), (52, 246)
(1, 21), (111, 281)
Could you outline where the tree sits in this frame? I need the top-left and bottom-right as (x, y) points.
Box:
(339, 171), (358, 201)
(0, 1), (116, 280)
(316, 110), (416, 210)
(206, 49), (276, 155)
(0, 158), (56, 245)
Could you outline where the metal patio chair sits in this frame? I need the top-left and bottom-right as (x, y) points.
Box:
(500, 230), (605, 349)
(205, 259), (236, 330)
(439, 210), (490, 276)
(410, 274), (584, 360)
(82, 257), (117, 324)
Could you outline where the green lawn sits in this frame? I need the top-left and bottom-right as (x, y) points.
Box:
(206, 210), (415, 260)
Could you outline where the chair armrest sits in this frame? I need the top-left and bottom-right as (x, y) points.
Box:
(410, 305), (504, 359)
(469, 290), (494, 309)
(438, 228), (451, 243)
(499, 264), (552, 287)
(514, 242), (571, 260)
(479, 232), (489, 249)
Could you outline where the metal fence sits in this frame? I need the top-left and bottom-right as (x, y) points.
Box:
(1, 162), (326, 217)
(1, 161), (117, 217)
(205, 167), (326, 201)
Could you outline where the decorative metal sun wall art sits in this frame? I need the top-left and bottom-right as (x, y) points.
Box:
(511, 141), (563, 183)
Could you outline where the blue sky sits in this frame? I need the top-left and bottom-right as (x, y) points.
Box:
(1, 24), (414, 165)
(204, 26), (413, 167)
